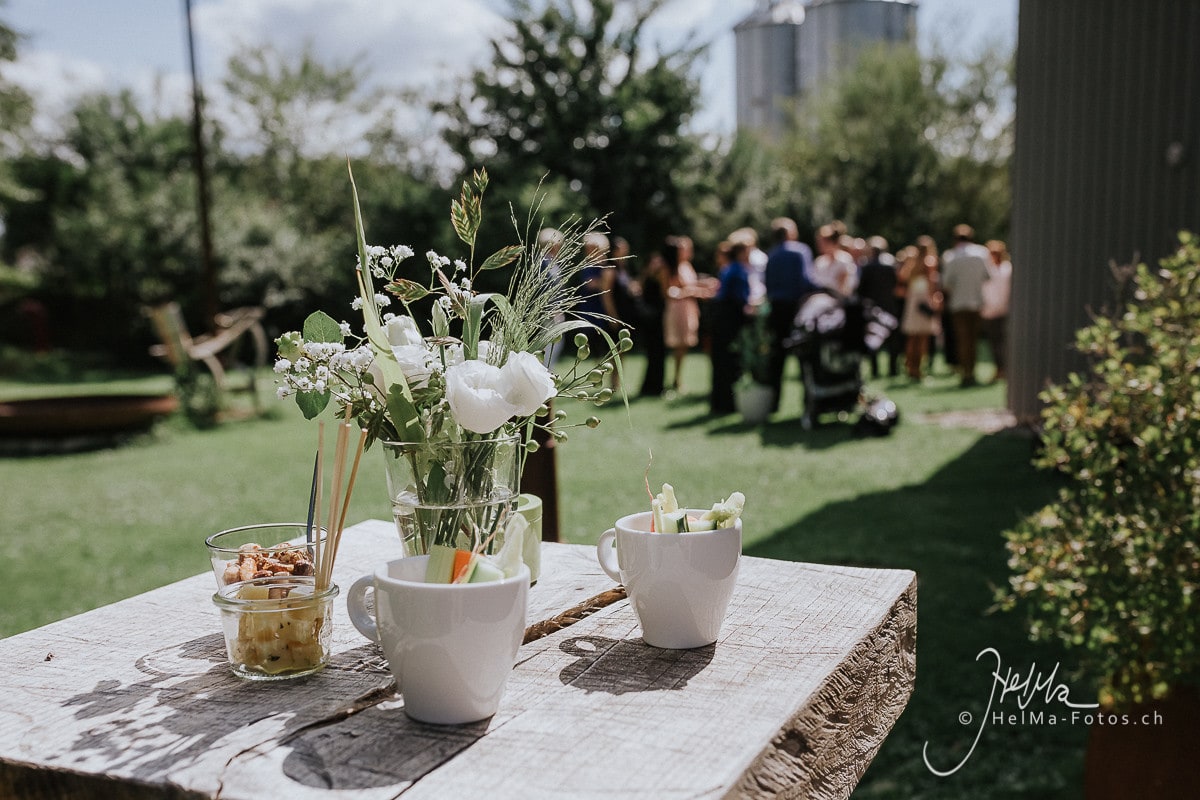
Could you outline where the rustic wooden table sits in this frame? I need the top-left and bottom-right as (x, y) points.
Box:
(0, 519), (916, 800)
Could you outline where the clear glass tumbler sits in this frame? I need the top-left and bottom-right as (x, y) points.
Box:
(205, 523), (326, 590)
(212, 576), (338, 680)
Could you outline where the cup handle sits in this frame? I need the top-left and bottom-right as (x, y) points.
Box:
(596, 528), (622, 584)
(346, 574), (379, 642)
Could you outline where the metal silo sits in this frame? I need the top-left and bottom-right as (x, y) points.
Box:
(797, 0), (918, 99)
(735, 1), (806, 139)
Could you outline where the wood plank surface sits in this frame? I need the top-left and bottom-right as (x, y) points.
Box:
(0, 520), (916, 800)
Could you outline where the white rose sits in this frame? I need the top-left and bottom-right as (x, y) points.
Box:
(390, 344), (436, 390)
(499, 351), (556, 416)
(443, 339), (492, 367)
(385, 315), (423, 347)
(445, 360), (519, 434)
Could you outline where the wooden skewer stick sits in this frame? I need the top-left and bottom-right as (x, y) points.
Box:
(321, 422), (350, 589)
(334, 427), (370, 547)
(326, 427), (369, 586)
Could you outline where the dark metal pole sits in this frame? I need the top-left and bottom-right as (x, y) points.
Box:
(184, 0), (218, 333)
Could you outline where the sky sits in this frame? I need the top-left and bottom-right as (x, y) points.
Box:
(3, 0), (1017, 144)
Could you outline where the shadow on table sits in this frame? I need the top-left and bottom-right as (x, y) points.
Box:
(282, 707), (489, 791)
(558, 635), (715, 694)
(60, 633), (414, 792)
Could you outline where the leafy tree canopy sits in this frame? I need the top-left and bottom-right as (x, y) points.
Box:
(437, 0), (704, 256)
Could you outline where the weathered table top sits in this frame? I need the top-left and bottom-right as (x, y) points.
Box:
(0, 519), (916, 800)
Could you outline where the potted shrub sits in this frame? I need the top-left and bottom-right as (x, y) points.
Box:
(1000, 233), (1200, 796)
(734, 304), (774, 424)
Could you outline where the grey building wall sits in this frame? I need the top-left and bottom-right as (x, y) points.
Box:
(735, 3), (805, 138)
(1008, 0), (1200, 422)
(734, 0), (915, 140)
(797, 0), (917, 98)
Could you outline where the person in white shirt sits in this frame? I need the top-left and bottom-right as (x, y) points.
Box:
(940, 224), (992, 387)
(812, 225), (859, 297)
(729, 227), (769, 307)
(981, 240), (1013, 382)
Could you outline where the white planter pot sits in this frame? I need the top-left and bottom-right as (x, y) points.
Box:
(735, 382), (774, 424)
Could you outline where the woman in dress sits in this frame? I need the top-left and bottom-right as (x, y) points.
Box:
(662, 235), (715, 393)
(899, 246), (942, 380)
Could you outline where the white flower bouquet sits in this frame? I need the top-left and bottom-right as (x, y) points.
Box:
(274, 169), (629, 553)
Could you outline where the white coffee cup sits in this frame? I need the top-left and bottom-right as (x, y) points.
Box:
(347, 556), (529, 725)
(596, 511), (741, 649)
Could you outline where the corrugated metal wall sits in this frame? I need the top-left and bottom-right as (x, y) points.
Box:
(1009, 0), (1200, 421)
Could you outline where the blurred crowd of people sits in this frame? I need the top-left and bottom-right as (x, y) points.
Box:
(558, 219), (1013, 416)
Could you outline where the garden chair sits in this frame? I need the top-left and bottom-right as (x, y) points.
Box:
(146, 302), (268, 412)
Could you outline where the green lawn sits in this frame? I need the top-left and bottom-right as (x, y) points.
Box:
(0, 349), (1088, 797)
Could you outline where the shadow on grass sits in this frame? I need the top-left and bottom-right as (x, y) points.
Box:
(665, 406), (862, 453)
(747, 432), (1088, 800)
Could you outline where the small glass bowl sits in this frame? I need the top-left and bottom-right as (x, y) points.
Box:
(205, 523), (327, 591)
(212, 576), (338, 681)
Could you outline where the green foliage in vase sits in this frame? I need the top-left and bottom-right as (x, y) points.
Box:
(1000, 232), (1200, 709)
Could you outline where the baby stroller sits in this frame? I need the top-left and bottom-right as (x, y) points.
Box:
(785, 290), (899, 431)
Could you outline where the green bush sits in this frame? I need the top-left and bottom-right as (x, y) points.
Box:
(1001, 232), (1200, 708)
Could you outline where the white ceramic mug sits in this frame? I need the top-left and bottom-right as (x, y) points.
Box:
(347, 556), (530, 725)
(596, 511), (741, 649)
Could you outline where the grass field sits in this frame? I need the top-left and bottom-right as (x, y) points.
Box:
(0, 349), (1089, 798)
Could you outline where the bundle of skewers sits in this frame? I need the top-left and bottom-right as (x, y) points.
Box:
(308, 414), (369, 591)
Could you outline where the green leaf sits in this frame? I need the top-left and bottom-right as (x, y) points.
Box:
(385, 279), (431, 302)
(533, 318), (594, 352)
(480, 245), (523, 271)
(385, 384), (423, 442)
(424, 461), (449, 504)
(296, 390), (330, 419)
(302, 310), (343, 343)
(463, 293), (491, 360)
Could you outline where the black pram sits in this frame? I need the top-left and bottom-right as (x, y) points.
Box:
(785, 291), (898, 430)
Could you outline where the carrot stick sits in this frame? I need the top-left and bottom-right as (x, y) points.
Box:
(451, 549), (473, 583)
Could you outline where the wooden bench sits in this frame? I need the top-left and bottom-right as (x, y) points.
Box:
(0, 519), (916, 799)
(146, 302), (268, 411)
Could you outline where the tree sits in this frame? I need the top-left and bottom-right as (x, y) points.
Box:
(221, 42), (384, 213)
(437, 0), (704, 256)
(679, 131), (806, 263)
(782, 41), (1012, 247)
(0, 7), (34, 215)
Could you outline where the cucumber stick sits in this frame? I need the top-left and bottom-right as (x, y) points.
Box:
(425, 544), (458, 583)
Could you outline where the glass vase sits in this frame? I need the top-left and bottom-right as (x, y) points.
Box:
(381, 434), (520, 557)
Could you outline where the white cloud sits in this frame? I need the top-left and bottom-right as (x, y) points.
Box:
(194, 0), (504, 93)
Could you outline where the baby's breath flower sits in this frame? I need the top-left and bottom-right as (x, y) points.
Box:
(375, 293), (391, 308)
(276, 386), (293, 399)
(295, 357), (311, 371)
(339, 321), (352, 336)
(394, 245), (414, 260)
(351, 297), (364, 310)
(273, 359), (292, 374)
(454, 259), (467, 273)
(426, 249), (440, 265)
(368, 245), (387, 258)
